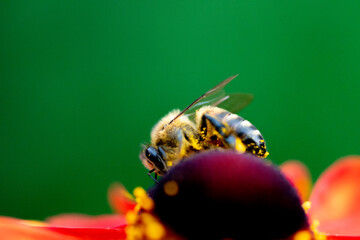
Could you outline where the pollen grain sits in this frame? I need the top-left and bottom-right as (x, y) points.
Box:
(163, 180), (179, 196)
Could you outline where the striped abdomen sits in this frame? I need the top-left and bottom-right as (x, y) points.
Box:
(219, 112), (268, 157)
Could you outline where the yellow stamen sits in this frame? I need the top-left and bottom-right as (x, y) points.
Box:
(302, 201), (311, 213)
(126, 187), (169, 240)
(126, 211), (167, 240)
(312, 219), (320, 229)
(167, 161), (173, 167)
(133, 187), (154, 211)
(126, 211), (138, 225)
(133, 187), (147, 198)
(125, 225), (143, 240)
(145, 221), (166, 240)
(141, 213), (166, 239)
(311, 219), (327, 240)
(293, 230), (312, 240)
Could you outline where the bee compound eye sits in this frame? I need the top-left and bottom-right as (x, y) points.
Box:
(145, 147), (159, 162)
(145, 147), (167, 173)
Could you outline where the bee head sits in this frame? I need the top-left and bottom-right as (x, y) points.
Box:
(142, 146), (168, 175)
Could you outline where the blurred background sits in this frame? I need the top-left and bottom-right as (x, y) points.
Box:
(1, 0), (359, 220)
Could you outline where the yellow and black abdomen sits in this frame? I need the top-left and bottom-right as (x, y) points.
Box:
(196, 106), (268, 158)
(222, 112), (268, 157)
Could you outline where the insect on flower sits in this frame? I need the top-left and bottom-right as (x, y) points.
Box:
(140, 75), (269, 182)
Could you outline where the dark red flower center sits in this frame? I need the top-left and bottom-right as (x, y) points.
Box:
(149, 150), (309, 240)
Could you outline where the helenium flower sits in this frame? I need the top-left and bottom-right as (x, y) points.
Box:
(1, 152), (360, 240)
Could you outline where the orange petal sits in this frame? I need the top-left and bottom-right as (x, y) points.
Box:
(108, 183), (136, 215)
(280, 160), (312, 202)
(0, 216), (78, 240)
(47, 214), (126, 228)
(309, 156), (360, 235)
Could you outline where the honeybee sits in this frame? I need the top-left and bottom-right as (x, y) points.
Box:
(140, 75), (268, 182)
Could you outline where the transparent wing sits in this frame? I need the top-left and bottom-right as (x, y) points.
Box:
(216, 92), (254, 113)
(166, 75), (239, 126)
(185, 88), (227, 116)
(185, 92), (253, 121)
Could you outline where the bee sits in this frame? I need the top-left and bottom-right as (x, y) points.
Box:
(140, 75), (268, 182)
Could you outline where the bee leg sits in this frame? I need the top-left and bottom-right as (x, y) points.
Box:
(202, 114), (242, 150)
(147, 169), (159, 183)
(222, 134), (243, 150)
(202, 114), (227, 137)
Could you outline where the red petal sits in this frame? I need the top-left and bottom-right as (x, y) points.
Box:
(280, 160), (312, 202)
(48, 225), (127, 240)
(0, 216), (77, 240)
(309, 156), (360, 235)
(108, 183), (136, 215)
(47, 214), (126, 228)
(326, 235), (360, 240)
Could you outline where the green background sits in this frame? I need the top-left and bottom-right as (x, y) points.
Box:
(1, 0), (359, 220)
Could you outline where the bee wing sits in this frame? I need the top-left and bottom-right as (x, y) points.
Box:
(185, 88), (227, 115)
(185, 92), (253, 122)
(166, 75), (238, 126)
(215, 92), (254, 113)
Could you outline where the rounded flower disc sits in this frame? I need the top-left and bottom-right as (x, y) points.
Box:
(149, 150), (309, 240)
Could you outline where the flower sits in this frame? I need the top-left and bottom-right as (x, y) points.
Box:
(280, 156), (360, 238)
(0, 184), (136, 240)
(127, 151), (360, 240)
(147, 151), (308, 240)
(1, 152), (360, 240)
